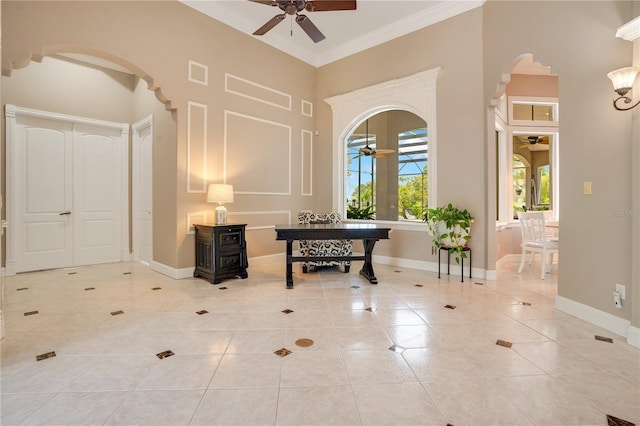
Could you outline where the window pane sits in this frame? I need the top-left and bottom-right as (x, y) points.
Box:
(513, 103), (554, 122)
(346, 110), (427, 221)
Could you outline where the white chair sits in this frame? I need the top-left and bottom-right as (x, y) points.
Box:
(516, 211), (559, 279)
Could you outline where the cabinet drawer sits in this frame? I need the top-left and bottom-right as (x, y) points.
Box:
(216, 252), (244, 271)
(216, 229), (243, 247)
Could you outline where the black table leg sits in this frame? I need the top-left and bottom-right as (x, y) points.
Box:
(285, 239), (294, 288)
(359, 239), (379, 284)
(438, 247), (441, 278)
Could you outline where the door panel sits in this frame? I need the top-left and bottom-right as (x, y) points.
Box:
(15, 118), (73, 272)
(133, 116), (153, 265)
(73, 125), (123, 266)
(9, 107), (127, 273)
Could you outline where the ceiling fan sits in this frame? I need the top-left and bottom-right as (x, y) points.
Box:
(353, 120), (395, 159)
(518, 135), (549, 146)
(249, 0), (357, 43)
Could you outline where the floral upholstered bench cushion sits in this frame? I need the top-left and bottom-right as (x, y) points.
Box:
(297, 211), (352, 272)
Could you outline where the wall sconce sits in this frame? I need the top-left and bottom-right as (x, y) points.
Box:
(207, 183), (234, 225)
(607, 66), (640, 111)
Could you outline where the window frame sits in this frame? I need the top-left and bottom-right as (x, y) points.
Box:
(496, 96), (560, 224)
(324, 68), (441, 231)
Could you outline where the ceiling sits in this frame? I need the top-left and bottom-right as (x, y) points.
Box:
(179, 0), (484, 67)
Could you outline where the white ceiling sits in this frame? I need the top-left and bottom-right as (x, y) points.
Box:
(179, 0), (484, 67)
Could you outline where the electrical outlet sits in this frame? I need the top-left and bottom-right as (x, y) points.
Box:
(616, 284), (626, 300)
(614, 291), (623, 309)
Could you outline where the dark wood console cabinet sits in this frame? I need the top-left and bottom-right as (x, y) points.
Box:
(194, 224), (248, 284)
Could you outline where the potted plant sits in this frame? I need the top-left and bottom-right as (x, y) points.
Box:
(424, 203), (473, 264)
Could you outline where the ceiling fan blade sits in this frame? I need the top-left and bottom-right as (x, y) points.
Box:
(305, 0), (357, 12)
(248, 0), (278, 6)
(253, 13), (286, 36)
(375, 149), (395, 155)
(296, 15), (325, 42)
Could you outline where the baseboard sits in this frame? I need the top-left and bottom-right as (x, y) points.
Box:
(247, 253), (285, 266)
(627, 326), (640, 348)
(151, 261), (194, 280)
(372, 254), (491, 280)
(555, 295), (634, 343)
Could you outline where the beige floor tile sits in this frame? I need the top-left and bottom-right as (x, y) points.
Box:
(423, 377), (533, 425)
(342, 350), (417, 384)
(2, 259), (638, 426)
(555, 371), (640, 424)
(20, 391), (129, 425)
(500, 375), (607, 425)
(209, 353), (282, 389)
(280, 350), (350, 387)
(191, 388), (279, 425)
(352, 382), (445, 425)
(276, 385), (360, 425)
(105, 390), (204, 425)
(136, 354), (221, 390)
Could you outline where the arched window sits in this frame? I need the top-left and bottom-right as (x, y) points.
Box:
(324, 68), (441, 226)
(345, 110), (427, 222)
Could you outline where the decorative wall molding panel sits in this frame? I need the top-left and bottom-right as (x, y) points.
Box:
(186, 212), (207, 234)
(228, 210), (291, 230)
(225, 73), (291, 111)
(188, 60), (208, 86)
(224, 111), (291, 195)
(187, 101), (207, 193)
(301, 129), (313, 196)
(301, 99), (313, 117)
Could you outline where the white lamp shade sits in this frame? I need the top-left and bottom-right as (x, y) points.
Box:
(207, 184), (234, 203)
(607, 66), (640, 90)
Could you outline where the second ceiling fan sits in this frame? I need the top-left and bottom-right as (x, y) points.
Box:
(249, 0), (357, 43)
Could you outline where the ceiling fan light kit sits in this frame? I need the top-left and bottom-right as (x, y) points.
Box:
(249, 0), (356, 43)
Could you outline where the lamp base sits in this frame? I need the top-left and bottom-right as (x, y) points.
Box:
(215, 204), (228, 225)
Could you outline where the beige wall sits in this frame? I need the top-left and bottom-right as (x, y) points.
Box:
(317, 7), (486, 268)
(1, 1), (637, 330)
(2, 0), (318, 271)
(483, 0), (636, 326)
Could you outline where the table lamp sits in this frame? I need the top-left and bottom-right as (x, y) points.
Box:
(207, 183), (234, 225)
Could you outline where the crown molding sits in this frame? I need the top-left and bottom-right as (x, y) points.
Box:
(616, 16), (640, 42)
(316, 0), (484, 67)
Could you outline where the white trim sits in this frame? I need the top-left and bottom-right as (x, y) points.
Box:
(301, 129), (313, 196)
(188, 60), (208, 86)
(224, 110), (291, 195)
(508, 96), (559, 127)
(247, 253), (285, 267)
(615, 16), (640, 42)
(151, 261), (194, 280)
(225, 73), (291, 111)
(187, 101), (208, 193)
(186, 212), (207, 234)
(301, 99), (313, 117)
(371, 254), (489, 280)
(4, 104), (128, 131)
(324, 67), (442, 215)
(228, 210), (291, 229)
(628, 326), (640, 348)
(555, 295), (633, 340)
(132, 115), (153, 264)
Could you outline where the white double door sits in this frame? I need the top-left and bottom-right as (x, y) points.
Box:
(7, 106), (129, 273)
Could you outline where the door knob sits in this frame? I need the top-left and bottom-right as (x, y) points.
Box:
(59, 211), (72, 215)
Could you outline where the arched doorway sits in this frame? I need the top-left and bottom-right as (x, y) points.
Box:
(2, 52), (175, 274)
(488, 54), (559, 275)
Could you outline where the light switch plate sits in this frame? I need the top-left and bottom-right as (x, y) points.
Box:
(583, 181), (592, 195)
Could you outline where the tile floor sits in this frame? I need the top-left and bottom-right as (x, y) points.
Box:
(1, 258), (638, 425)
